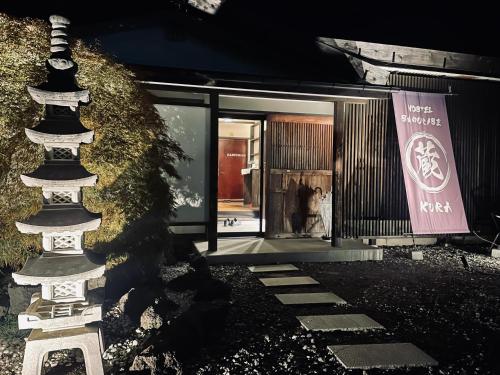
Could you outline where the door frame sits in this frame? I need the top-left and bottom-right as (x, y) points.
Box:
(217, 112), (266, 237)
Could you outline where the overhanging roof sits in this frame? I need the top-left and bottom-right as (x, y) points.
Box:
(318, 38), (500, 84)
(135, 64), (396, 100)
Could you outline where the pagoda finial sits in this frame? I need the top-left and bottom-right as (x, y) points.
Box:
(27, 14), (89, 109)
(48, 15), (72, 58)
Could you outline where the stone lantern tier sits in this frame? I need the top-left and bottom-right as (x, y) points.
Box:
(16, 206), (101, 234)
(25, 118), (94, 144)
(17, 298), (102, 331)
(27, 86), (90, 108)
(27, 62), (89, 109)
(13, 252), (105, 331)
(13, 252), (105, 284)
(21, 163), (97, 188)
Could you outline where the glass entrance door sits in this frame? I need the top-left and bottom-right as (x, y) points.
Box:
(217, 117), (263, 235)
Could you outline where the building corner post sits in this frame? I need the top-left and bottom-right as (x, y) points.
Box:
(332, 101), (345, 247)
(207, 92), (219, 252)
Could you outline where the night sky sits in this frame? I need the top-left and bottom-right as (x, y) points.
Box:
(1, 0), (497, 57)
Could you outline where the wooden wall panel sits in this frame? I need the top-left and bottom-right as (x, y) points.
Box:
(268, 116), (333, 171)
(266, 115), (334, 237)
(268, 173), (284, 234)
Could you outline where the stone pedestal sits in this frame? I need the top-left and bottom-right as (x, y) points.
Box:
(22, 325), (105, 375)
(491, 248), (500, 258)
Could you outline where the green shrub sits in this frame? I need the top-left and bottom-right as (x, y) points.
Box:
(0, 314), (29, 339)
(0, 14), (185, 268)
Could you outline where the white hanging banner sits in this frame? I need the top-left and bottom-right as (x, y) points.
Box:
(392, 91), (469, 234)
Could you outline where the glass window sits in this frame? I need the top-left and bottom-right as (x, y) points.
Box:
(155, 104), (210, 223)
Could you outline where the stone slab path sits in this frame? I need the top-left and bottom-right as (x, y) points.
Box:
(275, 292), (347, 305)
(297, 314), (385, 332)
(248, 264), (436, 370)
(259, 276), (319, 287)
(248, 264), (299, 272)
(328, 343), (438, 370)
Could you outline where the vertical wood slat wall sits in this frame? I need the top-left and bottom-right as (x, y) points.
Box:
(269, 121), (333, 170)
(339, 73), (500, 238)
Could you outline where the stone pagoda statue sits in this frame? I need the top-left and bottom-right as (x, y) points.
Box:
(12, 15), (105, 375)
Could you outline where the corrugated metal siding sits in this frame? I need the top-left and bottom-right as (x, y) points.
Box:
(340, 73), (500, 237)
(269, 121), (333, 170)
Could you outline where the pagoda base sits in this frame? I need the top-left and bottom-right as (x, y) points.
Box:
(18, 296), (102, 331)
(21, 324), (104, 375)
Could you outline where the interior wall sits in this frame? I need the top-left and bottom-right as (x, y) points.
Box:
(219, 121), (252, 138)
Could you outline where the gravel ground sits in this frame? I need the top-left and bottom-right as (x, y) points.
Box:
(184, 245), (500, 375)
(1, 244), (499, 374)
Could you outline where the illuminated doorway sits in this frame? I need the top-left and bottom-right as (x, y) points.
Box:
(217, 117), (264, 235)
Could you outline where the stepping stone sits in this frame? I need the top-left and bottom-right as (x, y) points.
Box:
(275, 292), (346, 305)
(328, 343), (438, 370)
(259, 276), (319, 287)
(248, 264), (299, 272)
(297, 314), (384, 332)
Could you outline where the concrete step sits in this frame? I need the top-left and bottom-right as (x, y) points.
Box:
(206, 248), (383, 265)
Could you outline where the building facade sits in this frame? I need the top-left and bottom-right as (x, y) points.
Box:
(86, 19), (500, 252)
